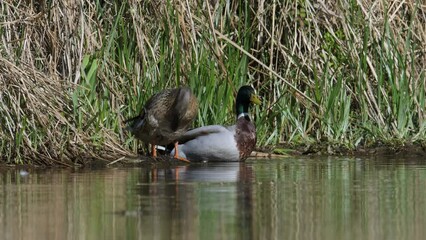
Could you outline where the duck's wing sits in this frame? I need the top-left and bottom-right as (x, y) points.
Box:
(171, 88), (192, 118)
(124, 89), (171, 133)
(172, 124), (239, 162)
(169, 87), (197, 131)
(177, 125), (233, 143)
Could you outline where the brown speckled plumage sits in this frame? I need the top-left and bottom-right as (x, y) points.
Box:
(235, 116), (256, 160)
(126, 87), (198, 146)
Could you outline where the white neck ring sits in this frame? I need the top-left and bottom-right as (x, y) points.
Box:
(237, 112), (249, 119)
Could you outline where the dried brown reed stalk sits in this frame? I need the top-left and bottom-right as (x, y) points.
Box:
(0, 1), (133, 165)
(0, 58), (129, 165)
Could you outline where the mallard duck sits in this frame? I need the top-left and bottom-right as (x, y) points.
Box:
(170, 86), (261, 162)
(125, 87), (198, 162)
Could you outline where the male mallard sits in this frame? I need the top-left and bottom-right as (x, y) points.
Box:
(125, 87), (198, 162)
(170, 86), (261, 162)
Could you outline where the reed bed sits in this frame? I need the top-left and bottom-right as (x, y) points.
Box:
(0, 0), (425, 165)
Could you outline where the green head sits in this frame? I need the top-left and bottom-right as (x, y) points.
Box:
(235, 85), (261, 117)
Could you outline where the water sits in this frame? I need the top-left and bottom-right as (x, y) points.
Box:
(1, 156), (426, 240)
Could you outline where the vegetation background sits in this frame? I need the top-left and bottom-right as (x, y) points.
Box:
(0, 0), (425, 165)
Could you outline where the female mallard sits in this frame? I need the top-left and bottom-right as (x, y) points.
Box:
(125, 87), (198, 162)
(170, 86), (261, 162)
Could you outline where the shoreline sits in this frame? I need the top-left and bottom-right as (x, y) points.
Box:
(1, 143), (425, 169)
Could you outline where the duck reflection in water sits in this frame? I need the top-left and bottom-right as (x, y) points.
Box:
(135, 163), (255, 239)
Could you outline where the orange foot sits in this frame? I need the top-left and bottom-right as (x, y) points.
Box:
(151, 144), (157, 157)
(173, 142), (190, 163)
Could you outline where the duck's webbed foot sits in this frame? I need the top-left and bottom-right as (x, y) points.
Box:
(173, 142), (190, 163)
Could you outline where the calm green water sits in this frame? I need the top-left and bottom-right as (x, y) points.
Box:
(1, 156), (426, 240)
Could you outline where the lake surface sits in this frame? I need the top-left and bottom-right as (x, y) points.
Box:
(1, 156), (426, 240)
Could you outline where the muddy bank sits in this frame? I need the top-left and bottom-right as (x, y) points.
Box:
(83, 142), (426, 167)
(1, 143), (425, 170)
(266, 142), (426, 158)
